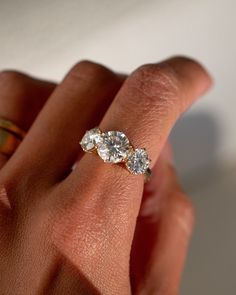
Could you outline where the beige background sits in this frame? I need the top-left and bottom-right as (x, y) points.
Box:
(0, 0), (235, 293)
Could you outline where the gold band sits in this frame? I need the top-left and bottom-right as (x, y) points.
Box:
(0, 129), (22, 156)
(0, 118), (26, 156)
(0, 118), (26, 140)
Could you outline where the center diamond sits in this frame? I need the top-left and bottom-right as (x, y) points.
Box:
(97, 131), (130, 163)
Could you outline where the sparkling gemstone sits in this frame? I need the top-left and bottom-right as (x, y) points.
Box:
(97, 131), (130, 163)
(126, 148), (150, 175)
(80, 127), (102, 152)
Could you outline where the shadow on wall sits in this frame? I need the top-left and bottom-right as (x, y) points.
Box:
(170, 111), (221, 195)
(171, 112), (236, 295)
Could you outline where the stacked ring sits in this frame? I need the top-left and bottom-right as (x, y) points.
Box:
(80, 127), (152, 181)
(0, 117), (26, 156)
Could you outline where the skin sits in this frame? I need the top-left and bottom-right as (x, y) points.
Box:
(0, 57), (212, 295)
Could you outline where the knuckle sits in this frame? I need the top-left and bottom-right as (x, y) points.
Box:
(172, 192), (195, 230)
(129, 63), (181, 115)
(68, 60), (114, 83)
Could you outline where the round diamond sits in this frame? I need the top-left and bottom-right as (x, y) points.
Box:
(80, 127), (102, 152)
(126, 148), (150, 175)
(97, 131), (130, 163)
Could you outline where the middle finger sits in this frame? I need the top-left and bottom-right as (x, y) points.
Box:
(0, 61), (124, 196)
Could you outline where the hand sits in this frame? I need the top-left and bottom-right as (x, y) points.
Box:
(0, 57), (212, 294)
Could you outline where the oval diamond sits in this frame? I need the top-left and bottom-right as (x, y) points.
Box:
(126, 148), (150, 175)
(80, 127), (102, 152)
(97, 131), (130, 163)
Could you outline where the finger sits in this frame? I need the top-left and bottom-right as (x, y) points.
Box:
(68, 56), (210, 227)
(53, 57), (211, 293)
(131, 149), (194, 294)
(0, 62), (124, 196)
(133, 193), (194, 295)
(100, 56), (212, 163)
(141, 142), (175, 209)
(0, 71), (56, 168)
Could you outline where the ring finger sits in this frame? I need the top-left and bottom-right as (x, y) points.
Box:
(55, 56), (212, 293)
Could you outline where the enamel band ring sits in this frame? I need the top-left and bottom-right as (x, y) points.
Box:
(0, 117), (26, 156)
(80, 127), (152, 181)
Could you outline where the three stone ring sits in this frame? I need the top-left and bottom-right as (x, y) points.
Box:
(80, 127), (152, 180)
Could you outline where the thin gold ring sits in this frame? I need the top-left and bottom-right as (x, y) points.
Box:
(0, 118), (26, 156)
(0, 118), (26, 140)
